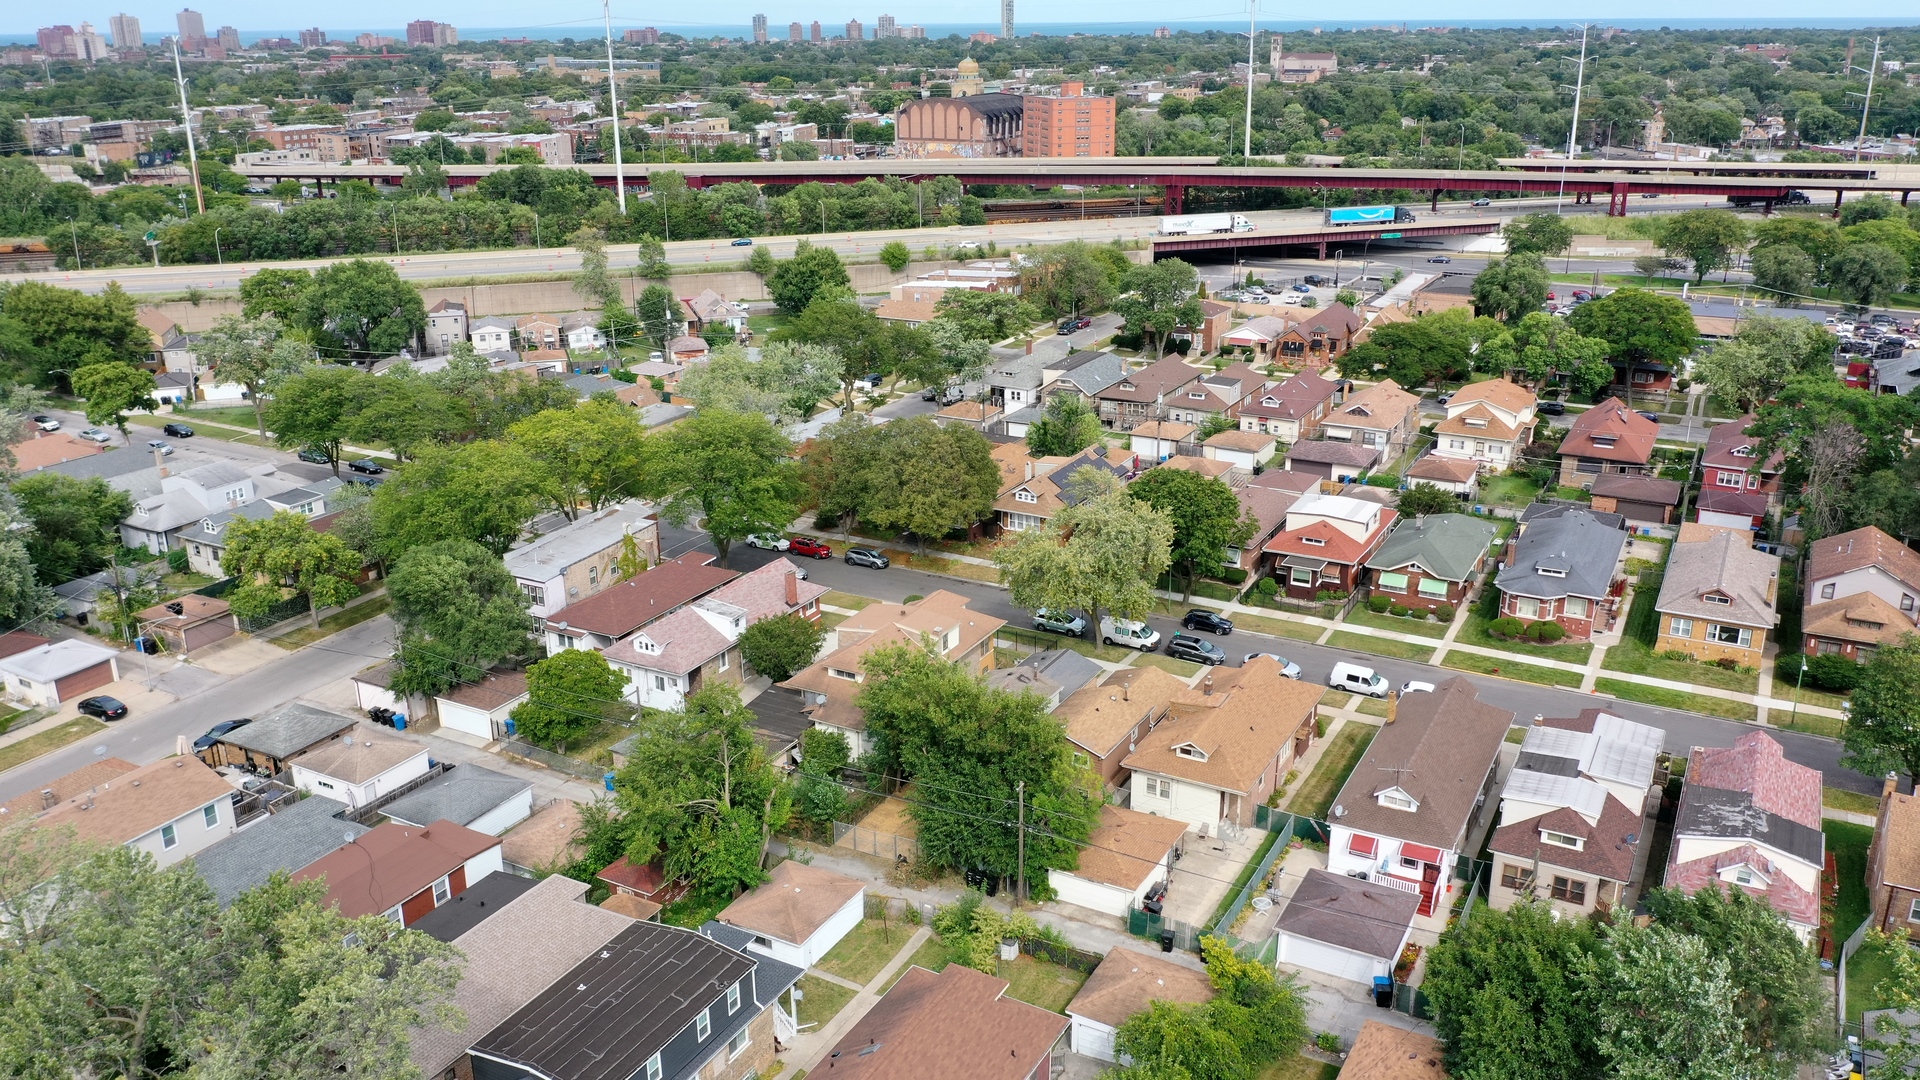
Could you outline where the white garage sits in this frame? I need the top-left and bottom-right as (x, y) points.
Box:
(1272, 868), (1419, 986)
(431, 670), (529, 748)
(1047, 806), (1189, 919)
(717, 860), (866, 969)
(1065, 947), (1216, 1064)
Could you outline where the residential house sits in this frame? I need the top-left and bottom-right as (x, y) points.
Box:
(176, 482), (337, 577)
(1803, 526), (1920, 653)
(1129, 420), (1195, 462)
(518, 349), (571, 373)
(197, 702), (359, 775)
(818, 963), (1067, 1080)
(505, 501), (661, 620)
(1696, 487), (1769, 531)
(1263, 493), (1397, 600)
(561, 311), (606, 353)
(1236, 371), (1341, 444)
(1055, 665), (1187, 790)
(288, 724), (433, 809)
(1094, 356), (1204, 431)
(1273, 303), (1363, 368)
(1654, 525), (1780, 666)
(1431, 377), (1536, 471)
(1000, 648), (1101, 704)
(1042, 350), (1130, 404)
(1557, 399), (1659, 487)
(468, 919), (800, 1080)
(30, 754), (235, 869)
(1589, 474), (1684, 526)
(1318, 378), (1421, 457)
(405, 874), (639, 1080)
(1273, 868), (1422, 984)
(1867, 775), (1920, 934)
(1175, 299), (1236, 354)
(1404, 455), (1479, 499)
(0, 638), (119, 706)
(984, 352), (1050, 412)
(1364, 513), (1497, 612)
(118, 461), (259, 553)
(1488, 709), (1664, 918)
(682, 290), (751, 336)
(716, 860), (865, 968)
(1065, 947), (1214, 1063)
(874, 296), (940, 327)
(470, 316), (516, 353)
(1665, 731), (1824, 940)
(10, 431), (108, 472)
(1048, 804), (1190, 919)
(991, 445), (1135, 533)
(1702, 415), (1783, 502)
(668, 334), (711, 363)
(293, 818), (504, 926)
(1494, 507), (1627, 640)
(1284, 440), (1380, 485)
(541, 553), (738, 654)
(425, 299), (468, 355)
(1123, 657), (1322, 833)
(1341, 1023), (1448, 1079)
(1228, 484), (1301, 576)
(604, 559), (827, 710)
(784, 590), (1004, 759)
(935, 399), (1003, 431)
(1204, 429), (1276, 471)
(1220, 313), (1295, 361)
(432, 670), (530, 747)
(190, 794), (370, 906)
(1324, 679), (1512, 917)
(133, 595), (234, 654)
(514, 313), (563, 352)
(597, 854), (690, 908)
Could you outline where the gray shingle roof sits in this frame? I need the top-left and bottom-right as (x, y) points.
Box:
(379, 764), (533, 830)
(218, 702), (359, 760)
(1655, 529), (1781, 627)
(1275, 868), (1420, 959)
(1674, 787), (1825, 866)
(190, 796), (369, 906)
(1498, 509), (1626, 601)
(1013, 649), (1102, 699)
(1365, 513), (1496, 582)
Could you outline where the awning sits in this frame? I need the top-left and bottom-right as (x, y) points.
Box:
(1376, 572), (1409, 591)
(1281, 555), (1328, 571)
(1347, 834), (1378, 858)
(1401, 842), (1445, 865)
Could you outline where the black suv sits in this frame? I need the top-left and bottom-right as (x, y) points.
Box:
(1182, 610), (1233, 635)
(1536, 400), (1566, 416)
(1165, 633), (1226, 666)
(193, 718), (252, 752)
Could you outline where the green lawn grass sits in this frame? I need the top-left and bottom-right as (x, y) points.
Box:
(997, 627), (1138, 664)
(794, 973), (858, 1031)
(1600, 640), (1758, 694)
(1321, 692), (1354, 710)
(1289, 721), (1377, 819)
(1768, 673), (1849, 711)
(1324, 630), (1435, 664)
(1228, 611), (1327, 642)
(999, 954), (1092, 1014)
(1593, 677), (1758, 721)
(818, 611), (850, 630)
(1456, 613), (1595, 663)
(0, 707), (26, 736)
(1826, 787), (1881, 817)
(174, 405), (266, 429)
(1442, 651), (1585, 688)
(1504, 726), (1527, 744)
(1257, 1056), (1340, 1080)
(272, 596), (392, 650)
(0, 717), (106, 774)
(816, 918), (918, 986)
(1478, 472), (1542, 507)
(880, 937), (951, 994)
(820, 590), (876, 611)
(1342, 606), (1449, 639)
(1355, 698), (1391, 718)
(1828, 820), (1874, 944)
(1775, 712), (1846, 739)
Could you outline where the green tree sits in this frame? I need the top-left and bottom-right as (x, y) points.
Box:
(768, 239), (851, 314)
(506, 400), (650, 518)
(775, 289), (895, 405)
(1750, 245), (1815, 302)
(636, 235), (672, 279)
(370, 441), (545, 559)
(570, 225), (618, 308)
(1568, 289), (1698, 366)
(1020, 241), (1123, 318)
(221, 510), (362, 630)
(934, 288), (1039, 342)
(738, 611), (828, 682)
(1114, 1001), (1251, 1080)
(636, 283), (679, 344)
(194, 314), (304, 440)
(1828, 242), (1908, 311)
(11, 474), (132, 582)
(676, 342), (841, 424)
(1692, 314), (1837, 411)
(1129, 468), (1255, 601)
(264, 363), (365, 475)
(1578, 923), (1751, 1080)
(1423, 899), (1603, 1080)
(996, 476), (1174, 630)
(862, 418), (1001, 552)
(1480, 311), (1611, 386)
(794, 727), (851, 825)
(1114, 258), (1203, 353)
(294, 258), (427, 357)
(1470, 252), (1550, 323)
(343, 366), (461, 462)
(1659, 209), (1750, 282)
(802, 412), (886, 536)
(70, 361), (156, 442)
(878, 240), (912, 272)
(1025, 394), (1104, 457)
(1861, 928), (1920, 1076)
(0, 498), (53, 627)
(1396, 482), (1461, 517)
(647, 408), (801, 566)
(0, 281), (149, 386)
(1843, 633), (1920, 786)
(1112, 935), (1310, 1079)
(511, 647), (631, 751)
(746, 244), (776, 282)
(385, 538), (533, 696)
(1753, 217), (1844, 283)
(1503, 212), (1576, 257)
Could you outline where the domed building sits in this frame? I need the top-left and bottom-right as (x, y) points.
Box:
(952, 56), (984, 98)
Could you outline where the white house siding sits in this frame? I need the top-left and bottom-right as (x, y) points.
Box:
(1130, 773), (1226, 831)
(1807, 565), (1920, 618)
(615, 662), (689, 712)
(468, 786), (536, 836)
(1070, 1015), (1120, 1063)
(1697, 508), (1757, 532)
(436, 701), (498, 747)
(292, 752), (431, 809)
(798, 891), (866, 967)
(1208, 448), (1263, 471)
(128, 799), (233, 869)
(1669, 836), (1819, 894)
(1048, 870), (1138, 918)
(1275, 931), (1393, 985)
(461, 847), (505, 890)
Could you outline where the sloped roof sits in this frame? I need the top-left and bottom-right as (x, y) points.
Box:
(819, 963), (1068, 1080)
(1447, 377), (1534, 415)
(0, 638), (118, 682)
(1802, 591), (1915, 648)
(717, 860), (865, 946)
(1686, 731), (1821, 829)
(1497, 508), (1625, 601)
(1665, 842), (1820, 927)
(190, 795), (369, 906)
(1324, 379), (1417, 432)
(704, 557), (828, 622)
(380, 764), (533, 830)
(1656, 529), (1780, 627)
(1205, 428), (1276, 452)
(1057, 665), (1187, 758)
(1329, 678), (1512, 848)
(1807, 525), (1920, 590)
(292, 725), (428, 784)
(1121, 657), (1322, 792)
(542, 553), (737, 639)
(1489, 794), (1641, 883)
(292, 819), (500, 919)
(1066, 947), (1213, 1029)
(1589, 473), (1683, 505)
(1365, 514), (1496, 581)
(35, 755), (233, 847)
(1701, 414), (1782, 474)
(1876, 791), (1920, 893)
(1067, 805), (1190, 891)
(1275, 868), (1419, 959)
(1236, 485), (1300, 545)
(602, 604), (733, 676)
(1286, 440), (1380, 468)
(1239, 371), (1339, 421)
(1406, 455), (1479, 484)
(436, 669), (529, 713)
(1435, 403), (1521, 442)
(1560, 398), (1658, 465)
(0, 756), (136, 820)
(220, 702), (358, 760)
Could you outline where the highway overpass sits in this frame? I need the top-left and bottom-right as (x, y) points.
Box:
(1151, 217), (1502, 259)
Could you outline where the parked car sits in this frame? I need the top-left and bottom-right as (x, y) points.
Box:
(1099, 616), (1160, 651)
(1243, 652), (1304, 679)
(1181, 609), (1233, 635)
(1290, 283), (1312, 294)
(731, 237), (754, 246)
(145, 439), (174, 456)
(77, 695), (129, 721)
(1069, 316), (1093, 331)
(1033, 608), (1087, 637)
(1536, 400), (1566, 416)
(844, 547), (890, 569)
(162, 422), (194, 437)
(1636, 411), (1661, 424)
(193, 718), (252, 752)
(347, 458), (385, 474)
(1435, 391), (1454, 406)
(1427, 255), (1452, 263)
(1401, 680), (1436, 694)
(1328, 661), (1389, 698)
(29, 415), (59, 431)
(1165, 633), (1226, 666)
(77, 428), (113, 444)
(296, 448), (332, 465)
(788, 536), (833, 558)
(745, 533), (790, 551)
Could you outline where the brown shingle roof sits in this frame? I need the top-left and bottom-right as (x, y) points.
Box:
(1, 756), (138, 821)
(1342, 1022), (1450, 1080)
(822, 963), (1068, 1080)
(1097, 356), (1204, 404)
(1560, 398), (1658, 465)
(438, 669), (529, 712)
(499, 798), (584, 872)
(1239, 371), (1339, 421)
(1121, 658), (1322, 793)
(1066, 947), (1213, 1029)
(718, 860), (864, 945)
(1069, 805), (1190, 890)
(1446, 377), (1534, 415)
(1204, 429), (1275, 452)
(1329, 678), (1512, 848)
(1131, 420), (1196, 441)
(1325, 379), (1418, 432)
(33, 755), (231, 847)
(1056, 666), (1187, 758)
(1434, 403), (1520, 442)
(1286, 440), (1382, 468)
(1589, 473), (1683, 505)
(290, 724), (428, 785)
(600, 892), (662, 920)
(1655, 528), (1780, 627)
(292, 819), (500, 919)
(542, 554), (738, 639)
(1877, 791), (1920, 893)
(1275, 868), (1420, 959)
(1808, 526), (1920, 593)
(1488, 794), (1642, 883)
(784, 590), (1005, 733)
(1406, 456), (1478, 483)
(1802, 592), (1916, 648)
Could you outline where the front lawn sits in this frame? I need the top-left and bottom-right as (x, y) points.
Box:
(816, 917), (918, 986)
(1456, 611), (1595, 663)
(794, 973), (858, 1031)
(1442, 651), (1584, 688)
(1775, 712), (1846, 739)
(1592, 678), (1757, 721)
(1132, 653), (1203, 678)
(1600, 640), (1758, 694)
(1769, 672), (1848, 712)
(272, 596), (392, 650)
(1825, 787), (1881, 817)
(0, 717), (106, 774)
(819, 590), (877, 611)
(1290, 721), (1377, 820)
(1227, 611), (1327, 642)
(1342, 606), (1450, 639)
(1324, 630), (1435, 664)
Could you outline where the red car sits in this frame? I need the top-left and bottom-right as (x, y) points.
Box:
(788, 536), (834, 559)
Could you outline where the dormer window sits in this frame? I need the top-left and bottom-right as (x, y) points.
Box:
(1703, 593), (1730, 605)
(1378, 791), (1415, 811)
(1465, 417), (1486, 427)
(1731, 444), (1753, 458)
(1301, 536), (1325, 546)
(1732, 866), (1757, 886)
(828, 667), (861, 681)
(1541, 829), (1584, 850)
(1174, 743), (1208, 761)
(1015, 490), (1037, 503)
(1537, 566), (1567, 578)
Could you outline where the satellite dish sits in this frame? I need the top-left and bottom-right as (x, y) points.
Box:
(1332, 804), (1346, 818)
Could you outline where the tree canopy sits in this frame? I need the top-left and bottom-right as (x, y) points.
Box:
(645, 407), (802, 566)
(996, 473), (1174, 629)
(1129, 467), (1256, 600)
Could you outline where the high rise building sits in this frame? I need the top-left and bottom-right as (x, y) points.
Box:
(1000, 0), (1013, 40)
(876, 14), (895, 38)
(752, 14), (768, 42)
(73, 22), (111, 60)
(845, 19), (862, 40)
(37, 25), (76, 56)
(216, 26), (240, 52)
(901, 25), (925, 38)
(406, 20), (458, 46)
(109, 14), (142, 49)
(788, 22), (803, 41)
(175, 8), (205, 47)
(434, 22), (458, 45)
(623, 27), (659, 44)
(809, 21), (822, 42)
(299, 27), (326, 47)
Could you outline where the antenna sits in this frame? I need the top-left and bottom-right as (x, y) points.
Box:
(1377, 763), (1416, 785)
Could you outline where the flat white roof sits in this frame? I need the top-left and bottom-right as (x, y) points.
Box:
(0, 639), (118, 683)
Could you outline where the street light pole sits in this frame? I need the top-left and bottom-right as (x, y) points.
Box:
(213, 227), (222, 264)
(68, 217), (81, 269)
(603, 0), (628, 214)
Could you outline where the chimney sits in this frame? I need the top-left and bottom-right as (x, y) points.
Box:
(1062, 80), (1083, 97)
(1888, 771), (1901, 800)
(1386, 689), (1398, 724)
(1024, 461), (1034, 481)
(785, 569), (799, 607)
(153, 446), (169, 477)
(1203, 675), (1214, 696)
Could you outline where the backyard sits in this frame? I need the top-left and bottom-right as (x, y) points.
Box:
(794, 973), (857, 1031)
(815, 917), (919, 986)
(875, 938), (1089, 1013)
(1289, 721), (1377, 820)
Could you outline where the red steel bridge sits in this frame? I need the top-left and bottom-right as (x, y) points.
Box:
(234, 157), (1920, 217)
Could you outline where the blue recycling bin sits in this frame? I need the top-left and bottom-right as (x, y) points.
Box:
(504, 718), (516, 736)
(604, 772), (616, 792)
(392, 713), (406, 731)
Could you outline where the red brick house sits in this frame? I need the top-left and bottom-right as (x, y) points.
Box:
(292, 819), (504, 926)
(1364, 513), (1498, 612)
(1494, 507), (1628, 640)
(1263, 492), (1396, 599)
(1557, 399), (1659, 488)
(1702, 415), (1783, 501)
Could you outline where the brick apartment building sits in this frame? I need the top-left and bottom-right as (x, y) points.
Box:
(1021, 82), (1116, 157)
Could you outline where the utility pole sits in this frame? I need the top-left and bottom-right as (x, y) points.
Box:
(1555, 24), (1589, 215)
(1849, 36), (1882, 163)
(1242, 0), (1258, 160)
(1015, 780), (1026, 903)
(604, 0), (627, 213)
(170, 39), (206, 214)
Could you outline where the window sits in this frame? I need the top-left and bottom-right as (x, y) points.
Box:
(717, 652), (729, 672)
(433, 876), (451, 905)
(1716, 470), (1744, 488)
(1733, 866), (1756, 886)
(1668, 617), (1694, 639)
(646, 1054), (662, 1080)
(161, 824), (177, 849)
(1541, 830), (1584, 850)
(1563, 597), (1590, 619)
(1348, 834), (1378, 857)
(1710, 624), (1753, 648)
(521, 583), (545, 606)
(222, 486), (247, 503)
(1146, 777), (1172, 800)
(1300, 536), (1325, 546)
(1820, 583), (1836, 599)
(1536, 566), (1567, 578)
(1015, 489), (1037, 503)
(728, 1027), (750, 1060)
(1378, 792), (1414, 811)
(1550, 876), (1586, 905)
(1906, 595), (1917, 613)
(1702, 592), (1731, 605)
(1290, 567), (1315, 586)
(654, 675), (667, 692)
(1500, 864), (1533, 891)
(1907, 898), (1920, 923)
(588, 566), (599, 587)
(1418, 578), (1450, 599)
(203, 803), (219, 829)
(727, 982), (742, 1014)
(1511, 597), (1540, 620)
(696, 1008), (711, 1041)
(1376, 572), (1408, 594)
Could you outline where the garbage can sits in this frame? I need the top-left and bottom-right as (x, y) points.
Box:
(392, 713), (406, 731)
(604, 772), (617, 792)
(1372, 976), (1393, 1008)
(1160, 930), (1176, 953)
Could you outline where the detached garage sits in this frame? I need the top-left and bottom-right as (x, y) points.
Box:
(431, 669), (529, 748)
(0, 639), (119, 707)
(716, 860), (865, 969)
(1273, 868), (1419, 985)
(1066, 947), (1214, 1063)
(1048, 805), (1189, 918)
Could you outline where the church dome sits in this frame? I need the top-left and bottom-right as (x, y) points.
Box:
(958, 56), (979, 72)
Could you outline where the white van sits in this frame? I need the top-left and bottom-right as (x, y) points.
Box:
(1329, 661), (1389, 698)
(1099, 616), (1161, 651)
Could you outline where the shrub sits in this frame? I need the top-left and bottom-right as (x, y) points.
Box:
(1368, 595), (1393, 614)
(1314, 714), (1329, 738)
(1660, 648), (1697, 662)
(902, 594), (924, 604)
(1489, 616), (1525, 638)
(1526, 620), (1567, 642)
(1316, 1032), (1342, 1053)
(1806, 652), (1864, 692)
(1432, 603), (1456, 621)
(167, 548), (189, 573)
(1253, 577), (1279, 600)
(1219, 566), (1248, 585)
(1389, 604), (1410, 618)
(1713, 656), (1741, 671)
